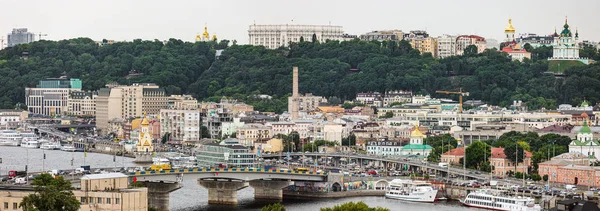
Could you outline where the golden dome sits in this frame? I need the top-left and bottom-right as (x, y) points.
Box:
(212, 34), (217, 41)
(505, 18), (515, 33)
(141, 112), (149, 125)
(202, 26), (210, 40)
(195, 34), (201, 42)
(411, 125), (425, 137)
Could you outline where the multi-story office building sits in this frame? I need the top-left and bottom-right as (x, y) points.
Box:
(7, 28), (35, 47)
(65, 90), (97, 117)
(160, 109), (201, 142)
(96, 83), (168, 135)
(25, 78), (82, 116)
(248, 24), (345, 49)
(359, 30), (404, 41)
(437, 35), (457, 58)
(411, 37), (438, 57)
(195, 140), (256, 168)
(456, 35), (487, 55)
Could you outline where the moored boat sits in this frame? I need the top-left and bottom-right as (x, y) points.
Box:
(385, 179), (438, 203)
(460, 189), (541, 211)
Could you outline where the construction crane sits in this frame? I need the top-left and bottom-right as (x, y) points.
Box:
(436, 88), (470, 113)
(37, 33), (48, 41)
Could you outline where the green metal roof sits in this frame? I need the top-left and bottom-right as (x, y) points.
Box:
(571, 139), (600, 146)
(580, 120), (592, 134)
(402, 144), (432, 150)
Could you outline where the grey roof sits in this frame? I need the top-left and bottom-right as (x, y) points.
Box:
(81, 173), (127, 180)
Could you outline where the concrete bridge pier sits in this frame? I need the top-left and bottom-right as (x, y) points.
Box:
(141, 180), (182, 211)
(249, 180), (293, 200)
(198, 179), (249, 205)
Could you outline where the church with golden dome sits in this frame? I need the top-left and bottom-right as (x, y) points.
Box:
(134, 112), (154, 163)
(400, 125), (432, 156)
(196, 25), (217, 42)
(500, 18), (531, 62)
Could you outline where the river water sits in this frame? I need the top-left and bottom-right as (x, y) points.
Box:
(0, 147), (478, 211)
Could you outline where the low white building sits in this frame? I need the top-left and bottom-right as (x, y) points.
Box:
(569, 121), (600, 159)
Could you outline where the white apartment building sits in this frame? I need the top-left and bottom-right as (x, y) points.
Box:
(25, 78), (82, 116)
(383, 90), (413, 107)
(167, 95), (198, 110)
(248, 24), (345, 49)
(437, 35), (457, 58)
(96, 83), (168, 135)
(65, 91), (97, 116)
(160, 109), (201, 142)
(324, 123), (343, 144)
(398, 111), (572, 130)
(356, 92), (383, 107)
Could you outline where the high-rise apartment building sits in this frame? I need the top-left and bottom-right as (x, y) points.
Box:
(437, 35), (457, 58)
(359, 30), (404, 41)
(7, 28), (35, 47)
(65, 91), (97, 117)
(96, 83), (167, 135)
(159, 109), (200, 142)
(248, 24), (345, 49)
(25, 78), (82, 116)
(167, 95), (198, 110)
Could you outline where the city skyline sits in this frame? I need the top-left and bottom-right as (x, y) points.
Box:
(1, 0), (598, 45)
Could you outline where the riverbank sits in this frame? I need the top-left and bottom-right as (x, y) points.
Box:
(283, 190), (385, 198)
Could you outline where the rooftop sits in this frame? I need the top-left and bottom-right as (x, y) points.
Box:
(81, 173), (127, 180)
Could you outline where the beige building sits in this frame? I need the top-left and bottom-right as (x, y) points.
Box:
(324, 123), (343, 144)
(411, 37), (438, 57)
(288, 93), (327, 114)
(237, 124), (272, 146)
(65, 91), (97, 117)
(359, 30), (404, 41)
(254, 138), (283, 153)
(96, 83), (167, 135)
(160, 109), (201, 142)
(0, 173), (148, 211)
(456, 35), (487, 55)
(167, 95), (198, 110)
(0, 110), (28, 127)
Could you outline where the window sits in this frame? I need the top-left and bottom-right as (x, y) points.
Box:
(115, 198), (121, 204)
(80, 197), (87, 203)
(106, 198), (111, 204)
(13, 202), (17, 210)
(4, 202), (7, 209)
(89, 197), (94, 203)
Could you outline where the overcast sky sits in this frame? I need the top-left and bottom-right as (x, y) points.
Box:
(1, 0), (598, 44)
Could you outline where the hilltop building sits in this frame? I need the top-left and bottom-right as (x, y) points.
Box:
(248, 24), (345, 49)
(6, 28), (35, 47)
(549, 18), (588, 64)
(456, 35), (487, 55)
(359, 30), (404, 41)
(196, 25), (217, 42)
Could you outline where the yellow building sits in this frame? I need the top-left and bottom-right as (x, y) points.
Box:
(410, 37), (438, 57)
(0, 173), (148, 211)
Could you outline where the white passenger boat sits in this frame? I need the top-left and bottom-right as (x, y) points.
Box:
(21, 140), (40, 148)
(385, 179), (438, 203)
(20, 131), (38, 142)
(460, 189), (541, 211)
(60, 145), (77, 152)
(0, 130), (22, 146)
(40, 141), (61, 150)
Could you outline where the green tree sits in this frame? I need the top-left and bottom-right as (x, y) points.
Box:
(320, 201), (389, 211)
(464, 45), (478, 56)
(381, 111), (394, 118)
(200, 126), (210, 139)
(161, 132), (170, 144)
(299, 36), (305, 43)
(342, 134), (357, 146)
(543, 174), (549, 181)
(504, 143), (525, 173)
(262, 203), (286, 211)
(20, 173), (81, 211)
(463, 141), (491, 170)
(312, 33), (318, 43)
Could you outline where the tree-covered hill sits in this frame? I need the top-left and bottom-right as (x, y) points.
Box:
(0, 38), (599, 113)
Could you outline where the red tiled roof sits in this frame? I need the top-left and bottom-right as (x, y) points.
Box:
(443, 147), (465, 156)
(492, 147), (532, 159)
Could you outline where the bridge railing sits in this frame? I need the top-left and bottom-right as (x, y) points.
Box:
(128, 167), (328, 176)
